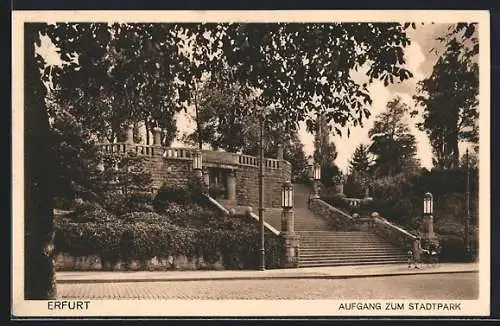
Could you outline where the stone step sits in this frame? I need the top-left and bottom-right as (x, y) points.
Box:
(300, 252), (407, 259)
(297, 259), (406, 268)
(300, 247), (404, 253)
(300, 240), (393, 245)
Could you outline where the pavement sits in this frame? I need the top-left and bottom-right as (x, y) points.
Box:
(56, 262), (478, 284)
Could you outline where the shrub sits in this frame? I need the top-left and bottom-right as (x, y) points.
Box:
(322, 193), (349, 210)
(54, 210), (285, 270)
(101, 191), (128, 215)
(54, 221), (122, 264)
(153, 185), (192, 212)
(124, 192), (155, 212)
(66, 201), (116, 223)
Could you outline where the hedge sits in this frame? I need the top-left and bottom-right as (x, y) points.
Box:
(54, 209), (284, 270)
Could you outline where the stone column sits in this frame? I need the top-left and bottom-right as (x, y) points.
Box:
(281, 208), (294, 233)
(227, 169), (236, 202)
(422, 214), (438, 246)
(152, 127), (162, 146)
(277, 144), (284, 160)
(203, 167), (210, 194)
(282, 232), (300, 268)
(125, 124), (134, 144)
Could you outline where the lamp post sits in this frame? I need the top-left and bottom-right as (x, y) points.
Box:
(281, 181), (299, 267)
(465, 148), (471, 260)
(258, 113), (265, 271)
(422, 192), (437, 247)
(281, 181), (294, 232)
(313, 162), (321, 198)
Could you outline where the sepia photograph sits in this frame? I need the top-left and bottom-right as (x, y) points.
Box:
(12, 10), (490, 317)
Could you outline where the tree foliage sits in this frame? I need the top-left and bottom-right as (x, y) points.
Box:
(349, 143), (372, 174)
(43, 23), (182, 143)
(177, 23), (415, 134)
(369, 96), (419, 177)
(414, 26), (479, 170)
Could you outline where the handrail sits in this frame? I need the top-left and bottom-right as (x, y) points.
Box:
(247, 212), (280, 236)
(204, 195), (280, 236)
(311, 198), (355, 222)
(375, 217), (418, 240)
(203, 195), (230, 216)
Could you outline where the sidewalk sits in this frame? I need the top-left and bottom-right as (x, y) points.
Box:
(56, 263), (479, 284)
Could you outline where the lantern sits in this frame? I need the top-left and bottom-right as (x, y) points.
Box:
(281, 181), (293, 209)
(423, 192), (433, 215)
(192, 150), (202, 170)
(313, 163), (321, 181)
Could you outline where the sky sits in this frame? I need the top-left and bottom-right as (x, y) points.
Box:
(171, 23), (452, 171)
(37, 23), (464, 171)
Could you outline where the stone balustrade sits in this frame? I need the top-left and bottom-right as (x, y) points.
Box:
(372, 216), (420, 254)
(345, 197), (362, 208)
(95, 141), (292, 209)
(309, 198), (356, 231)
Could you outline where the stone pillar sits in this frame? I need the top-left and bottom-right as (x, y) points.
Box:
(202, 167), (210, 193)
(281, 208), (294, 233)
(282, 233), (300, 268)
(153, 127), (162, 146)
(277, 144), (284, 160)
(125, 124), (134, 144)
(227, 169), (236, 202)
(422, 214), (438, 246)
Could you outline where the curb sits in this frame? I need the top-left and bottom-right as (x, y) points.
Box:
(56, 270), (478, 284)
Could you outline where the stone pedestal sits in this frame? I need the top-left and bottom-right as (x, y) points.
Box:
(312, 180), (320, 198)
(282, 232), (300, 268)
(421, 214), (439, 248)
(126, 124), (134, 144)
(227, 169), (236, 201)
(281, 208), (295, 233)
(153, 127), (162, 146)
(203, 167), (210, 194)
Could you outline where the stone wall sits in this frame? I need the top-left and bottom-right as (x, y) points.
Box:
(236, 161), (291, 208)
(98, 143), (291, 208)
(309, 198), (356, 231)
(54, 253), (225, 271)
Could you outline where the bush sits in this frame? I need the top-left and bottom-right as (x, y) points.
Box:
(54, 210), (285, 270)
(66, 201), (116, 223)
(54, 221), (122, 265)
(101, 191), (128, 215)
(125, 192), (155, 212)
(153, 185), (192, 212)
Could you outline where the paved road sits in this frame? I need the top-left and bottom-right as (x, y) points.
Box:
(58, 273), (478, 300)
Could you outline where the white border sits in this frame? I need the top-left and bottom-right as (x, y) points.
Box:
(12, 10), (491, 317)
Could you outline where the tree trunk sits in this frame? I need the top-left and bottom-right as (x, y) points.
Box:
(145, 120), (150, 145)
(24, 23), (57, 299)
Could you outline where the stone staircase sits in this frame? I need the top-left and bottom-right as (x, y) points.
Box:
(216, 183), (408, 268)
(297, 231), (408, 267)
(292, 184), (407, 268)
